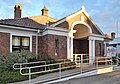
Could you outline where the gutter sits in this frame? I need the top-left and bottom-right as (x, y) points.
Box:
(0, 24), (43, 32)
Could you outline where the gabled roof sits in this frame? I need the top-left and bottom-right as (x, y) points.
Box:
(0, 15), (57, 29)
(0, 6), (104, 35)
(50, 9), (83, 27)
(50, 6), (104, 35)
(0, 18), (44, 29)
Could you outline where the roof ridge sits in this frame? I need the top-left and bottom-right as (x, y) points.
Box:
(0, 18), (15, 21)
(28, 15), (57, 20)
(0, 17), (29, 21)
(50, 8), (82, 26)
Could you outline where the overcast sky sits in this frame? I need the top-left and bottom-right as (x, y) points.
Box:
(0, 0), (120, 37)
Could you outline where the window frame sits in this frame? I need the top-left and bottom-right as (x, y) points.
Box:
(12, 35), (30, 51)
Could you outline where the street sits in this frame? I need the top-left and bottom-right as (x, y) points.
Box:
(53, 71), (120, 84)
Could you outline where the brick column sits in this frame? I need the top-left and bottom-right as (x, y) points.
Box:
(0, 32), (10, 53)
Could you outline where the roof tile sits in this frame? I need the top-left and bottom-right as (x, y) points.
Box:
(0, 16), (57, 29)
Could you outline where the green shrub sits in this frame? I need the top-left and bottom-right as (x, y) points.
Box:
(0, 50), (36, 69)
(0, 68), (28, 84)
(0, 50), (37, 83)
(61, 62), (76, 69)
(40, 55), (55, 63)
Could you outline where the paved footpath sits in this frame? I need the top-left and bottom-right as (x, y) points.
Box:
(8, 65), (120, 84)
(53, 70), (120, 84)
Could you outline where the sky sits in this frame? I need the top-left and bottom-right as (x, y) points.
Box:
(0, 0), (120, 37)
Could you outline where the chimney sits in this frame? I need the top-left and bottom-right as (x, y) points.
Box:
(14, 3), (22, 18)
(41, 6), (48, 16)
(111, 32), (115, 39)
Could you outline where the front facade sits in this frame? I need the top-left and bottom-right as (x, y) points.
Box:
(0, 3), (107, 63)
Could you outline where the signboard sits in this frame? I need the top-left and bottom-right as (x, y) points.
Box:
(107, 46), (117, 57)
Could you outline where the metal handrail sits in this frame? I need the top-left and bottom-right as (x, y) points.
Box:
(13, 55), (113, 84)
(13, 60), (76, 84)
(95, 56), (113, 66)
(19, 61), (75, 75)
(13, 61), (46, 70)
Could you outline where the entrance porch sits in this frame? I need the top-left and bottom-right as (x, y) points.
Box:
(67, 21), (103, 64)
(73, 23), (94, 64)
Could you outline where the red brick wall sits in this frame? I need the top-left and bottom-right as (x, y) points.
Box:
(0, 32), (10, 53)
(38, 34), (67, 60)
(32, 36), (36, 54)
(38, 35), (48, 58)
(48, 35), (67, 59)
(95, 40), (104, 56)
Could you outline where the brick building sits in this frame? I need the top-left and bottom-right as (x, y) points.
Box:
(0, 3), (109, 63)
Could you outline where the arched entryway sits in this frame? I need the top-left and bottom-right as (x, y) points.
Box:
(67, 20), (99, 64)
(73, 24), (90, 55)
(67, 21), (95, 64)
(72, 23), (91, 64)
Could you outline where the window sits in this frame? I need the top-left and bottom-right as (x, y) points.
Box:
(12, 36), (30, 51)
(55, 39), (59, 56)
(55, 39), (59, 48)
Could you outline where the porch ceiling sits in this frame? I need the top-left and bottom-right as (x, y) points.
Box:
(73, 24), (90, 39)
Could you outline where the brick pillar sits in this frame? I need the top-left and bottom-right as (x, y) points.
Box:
(0, 32), (10, 53)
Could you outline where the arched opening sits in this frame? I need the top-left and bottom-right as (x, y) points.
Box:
(73, 24), (90, 54)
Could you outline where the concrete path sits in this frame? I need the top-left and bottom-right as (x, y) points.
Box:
(53, 70), (120, 84)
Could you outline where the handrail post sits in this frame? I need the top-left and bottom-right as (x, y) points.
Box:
(59, 63), (61, 79)
(105, 57), (107, 66)
(29, 68), (31, 84)
(80, 54), (83, 73)
(81, 54), (83, 64)
(45, 61), (46, 71)
(96, 57), (98, 69)
(111, 56), (113, 66)
(20, 64), (22, 75)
